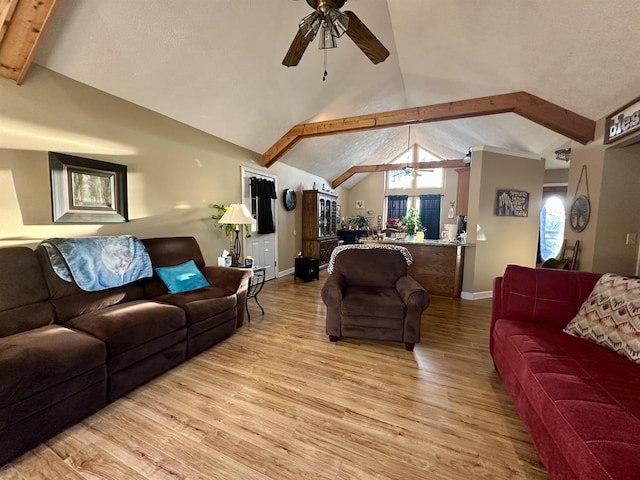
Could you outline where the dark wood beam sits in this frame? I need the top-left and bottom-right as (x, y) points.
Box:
(331, 159), (466, 188)
(262, 91), (596, 167)
(0, 0), (58, 84)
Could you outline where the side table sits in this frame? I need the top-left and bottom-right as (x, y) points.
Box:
(236, 266), (266, 323)
(294, 256), (319, 282)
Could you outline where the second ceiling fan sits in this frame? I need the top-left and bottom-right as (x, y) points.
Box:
(282, 0), (390, 67)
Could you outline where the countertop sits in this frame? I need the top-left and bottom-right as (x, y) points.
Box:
(362, 238), (473, 247)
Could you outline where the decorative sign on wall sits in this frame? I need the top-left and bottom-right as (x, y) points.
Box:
(496, 189), (529, 217)
(605, 96), (640, 144)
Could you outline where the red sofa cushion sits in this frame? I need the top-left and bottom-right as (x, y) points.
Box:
(499, 264), (601, 329)
(493, 317), (640, 480)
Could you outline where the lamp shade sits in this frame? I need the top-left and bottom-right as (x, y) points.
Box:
(218, 204), (254, 226)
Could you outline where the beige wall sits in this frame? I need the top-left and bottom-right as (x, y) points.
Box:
(462, 147), (545, 297)
(564, 118), (607, 272)
(345, 173), (385, 227)
(564, 115), (640, 275)
(544, 168), (569, 184)
(591, 143), (640, 275)
(0, 66), (339, 274)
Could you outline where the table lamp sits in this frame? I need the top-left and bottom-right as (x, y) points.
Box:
(218, 204), (254, 266)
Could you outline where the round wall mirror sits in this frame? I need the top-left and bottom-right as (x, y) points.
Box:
(283, 188), (297, 211)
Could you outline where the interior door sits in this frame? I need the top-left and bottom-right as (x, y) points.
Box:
(246, 236), (275, 281)
(242, 169), (277, 281)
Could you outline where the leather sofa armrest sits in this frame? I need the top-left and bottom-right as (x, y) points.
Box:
(396, 276), (429, 310)
(396, 276), (429, 344)
(321, 273), (346, 303)
(201, 266), (252, 291)
(201, 266), (253, 328)
(321, 273), (346, 338)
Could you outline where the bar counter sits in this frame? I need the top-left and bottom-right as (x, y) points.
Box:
(361, 239), (470, 297)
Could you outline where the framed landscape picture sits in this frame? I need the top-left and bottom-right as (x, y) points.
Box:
(49, 152), (128, 223)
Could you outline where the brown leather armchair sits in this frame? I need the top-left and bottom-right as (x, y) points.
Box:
(321, 245), (430, 351)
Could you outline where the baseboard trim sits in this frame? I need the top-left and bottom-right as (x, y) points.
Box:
(278, 267), (294, 278)
(460, 290), (493, 300)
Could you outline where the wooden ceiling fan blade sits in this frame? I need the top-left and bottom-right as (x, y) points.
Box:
(306, 0), (318, 8)
(282, 28), (313, 67)
(344, 11), (390, 64)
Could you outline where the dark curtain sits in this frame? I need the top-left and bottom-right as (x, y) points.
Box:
(387, 195), (408, 220)
(250, 177), (277, 234)
(419, 194), (442, 240)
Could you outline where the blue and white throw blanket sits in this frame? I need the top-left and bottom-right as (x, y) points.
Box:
(42, 235), (153, 292)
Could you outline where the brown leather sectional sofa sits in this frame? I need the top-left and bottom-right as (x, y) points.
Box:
(0, 236), (251, 466)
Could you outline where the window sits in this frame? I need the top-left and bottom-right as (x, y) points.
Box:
(387, 150), (413, 189)
(387, 195), (408, 220)
(539, 196), (566, 260)
(386, 146), (443, 190)
(416, 148), (443, 189)
(419, 195), (442, 240)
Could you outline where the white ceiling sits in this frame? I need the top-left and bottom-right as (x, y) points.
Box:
(32, 0), (640, 188)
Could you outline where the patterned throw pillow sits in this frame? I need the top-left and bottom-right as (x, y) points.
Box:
(565, 273), (640, 363)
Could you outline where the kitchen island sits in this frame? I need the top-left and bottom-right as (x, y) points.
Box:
(361, 238), (469, 297)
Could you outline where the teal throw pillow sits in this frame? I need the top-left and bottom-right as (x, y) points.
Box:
(155, 260), (211, 294)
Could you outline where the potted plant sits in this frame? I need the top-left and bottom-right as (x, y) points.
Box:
(353, 215), (369, 229)
(386, 217), (405, 231)
(385, 217), (405, 238)
(402, 207), (423, 237)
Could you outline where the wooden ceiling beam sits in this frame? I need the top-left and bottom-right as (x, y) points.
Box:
(262, 91), (596, 168)
(0, 0), (58, 84)
(514, 93), (595, 145)
(331, 159), (466, 188)
(0, 0), (19, 45)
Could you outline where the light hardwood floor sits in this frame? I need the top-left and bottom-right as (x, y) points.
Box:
(1, 271), (549, 480)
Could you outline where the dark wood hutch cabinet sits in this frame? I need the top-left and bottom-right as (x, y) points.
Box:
(302, 190), (339, 267)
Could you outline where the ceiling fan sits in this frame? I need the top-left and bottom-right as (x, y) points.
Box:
(282, 0), (390, 67)
(395, 165), (422, 178)
(391, 126), (425, 179)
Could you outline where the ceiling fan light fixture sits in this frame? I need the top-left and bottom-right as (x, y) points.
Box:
(299, 11), (322, 39)
(326, 9), (349, 37)
(319, 23), (338, 49)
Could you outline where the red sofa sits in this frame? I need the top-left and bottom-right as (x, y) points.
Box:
(491, 265), (640, 480)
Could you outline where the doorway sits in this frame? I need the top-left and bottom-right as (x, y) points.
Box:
(242, 167), (277, 281)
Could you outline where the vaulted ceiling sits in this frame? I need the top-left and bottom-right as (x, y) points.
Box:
(3, 0), (640, 188)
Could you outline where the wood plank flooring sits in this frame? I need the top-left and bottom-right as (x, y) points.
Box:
(1, 271), (549, 479)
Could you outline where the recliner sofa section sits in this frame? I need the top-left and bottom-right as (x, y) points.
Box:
(0, 236), (252, 466)
(141, 237), (252, 356)
(0, 247), (107, 466)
